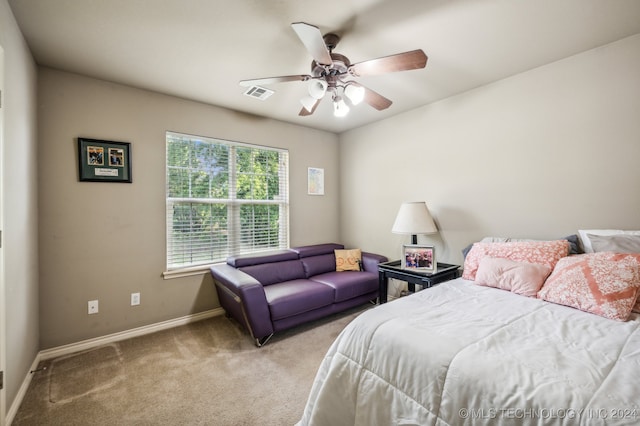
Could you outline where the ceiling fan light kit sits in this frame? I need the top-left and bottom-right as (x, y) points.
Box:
(333, 96), (350, 117)
(308, 79), (328, 99)
(344, 83), (365, 105)
(300, 95), (318, 112)
(239, 22), (428, 118)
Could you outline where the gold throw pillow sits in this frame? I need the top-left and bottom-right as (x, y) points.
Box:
(335, 249), (362, 272)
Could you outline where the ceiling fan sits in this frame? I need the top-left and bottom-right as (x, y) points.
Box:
(239, 22), (428, 117)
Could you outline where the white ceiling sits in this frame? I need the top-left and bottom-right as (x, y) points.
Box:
(9, 0), (640, 134)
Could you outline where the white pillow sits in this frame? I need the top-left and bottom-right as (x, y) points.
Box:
(587, 234), (640, 253)
(578, 229), (640, 253)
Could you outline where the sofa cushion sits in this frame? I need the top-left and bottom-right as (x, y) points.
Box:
(240, 259), (306, 286)
(291, 243), (344, 258)
(264, 279), (335, 320)
(300, 253), (337, 277)
(311, 271), (378, 303)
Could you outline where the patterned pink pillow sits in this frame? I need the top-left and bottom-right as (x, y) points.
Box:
(462, 240), (570, 280)
(537, 252), (640, 321)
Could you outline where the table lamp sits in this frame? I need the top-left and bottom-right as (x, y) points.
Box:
(391, 201), (438, 244)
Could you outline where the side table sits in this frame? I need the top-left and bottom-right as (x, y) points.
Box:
(378, 260), (460, 303)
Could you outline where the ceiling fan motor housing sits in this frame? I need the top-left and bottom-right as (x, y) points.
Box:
(311, 53), (351, 79)
(322, 33), (340, 51)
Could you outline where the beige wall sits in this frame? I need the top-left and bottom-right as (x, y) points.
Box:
(339, 34), (640, 283)
(37, 68), (339, 349)
(0, 0), (39, 418)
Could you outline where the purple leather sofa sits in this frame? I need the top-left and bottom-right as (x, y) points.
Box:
(210, 243), (388, 346)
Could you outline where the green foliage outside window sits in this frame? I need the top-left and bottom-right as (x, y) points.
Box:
(166, 133), (289, 269)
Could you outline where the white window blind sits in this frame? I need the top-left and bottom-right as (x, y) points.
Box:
(166, 131), (289, 271)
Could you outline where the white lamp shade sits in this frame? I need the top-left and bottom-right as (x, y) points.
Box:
(333, 97), (350, 117)
(391, 201), (437, 235)
(308, 79), (328, 99)
(344, 83), (365, 105)
(300, 95), (317, 112)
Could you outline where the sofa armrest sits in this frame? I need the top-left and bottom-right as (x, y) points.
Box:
(210, 264), (274, 341)
(362, 252), (389, 273)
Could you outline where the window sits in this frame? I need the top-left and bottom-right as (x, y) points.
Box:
(165, 132), (289, 272)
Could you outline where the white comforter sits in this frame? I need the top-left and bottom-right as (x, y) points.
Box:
(297, 278), (640, 425)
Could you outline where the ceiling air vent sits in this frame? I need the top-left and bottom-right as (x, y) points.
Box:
(243, 86), (274, 101)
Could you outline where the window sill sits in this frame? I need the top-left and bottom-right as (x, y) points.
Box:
(163, 263), (223, 280)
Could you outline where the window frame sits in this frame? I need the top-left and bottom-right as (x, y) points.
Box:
(163, 131), (289, 278)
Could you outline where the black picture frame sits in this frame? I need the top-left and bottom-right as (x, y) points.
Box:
(77, 137), (132, 183)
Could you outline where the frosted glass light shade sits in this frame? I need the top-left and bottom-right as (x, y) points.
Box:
(345, 84), (365, 105)
(308, 79), (328, 99)
(333, 97), (350, 117)
(391, 201), (437, 235)
(300, 95), (317, 112)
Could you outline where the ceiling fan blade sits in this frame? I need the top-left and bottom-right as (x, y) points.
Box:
(360, 84), (393, 110)
(299, 98), (322, 116)
(346, 82), (392, 110)
(291, 22), (333, 66)
(349, 49), (428, 77)
(239, 75), (311, 87)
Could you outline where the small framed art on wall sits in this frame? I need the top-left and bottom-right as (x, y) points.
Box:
(77, 137), (132, 183)
(307, 167), (324, 195)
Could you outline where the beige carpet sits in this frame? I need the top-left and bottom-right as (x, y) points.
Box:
(13, 305), (370, 425)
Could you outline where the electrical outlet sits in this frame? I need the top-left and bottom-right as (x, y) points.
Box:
(131, 292), (140, 306)
(88, 300), (99, 314)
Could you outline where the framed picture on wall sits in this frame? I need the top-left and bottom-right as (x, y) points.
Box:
(402, 244), (435, 272)
(307, 167), (324, 195)
(78, 137), (132, 183)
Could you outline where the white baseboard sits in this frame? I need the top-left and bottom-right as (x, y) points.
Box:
(6, 356), (40, 426)
(7, 308), (224, 425)
(39, 307), (224, 360)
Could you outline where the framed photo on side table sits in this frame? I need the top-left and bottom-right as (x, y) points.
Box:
(402, 244), (436, 273)
(78, 137), (132, 183)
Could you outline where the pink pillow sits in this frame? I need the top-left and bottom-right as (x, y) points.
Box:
(462, 240), (570, 280)
(537, 252), (640, 321)
(475, 257), (552, 297)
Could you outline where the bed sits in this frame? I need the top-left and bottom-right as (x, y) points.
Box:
(297, 233), (640, 426)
